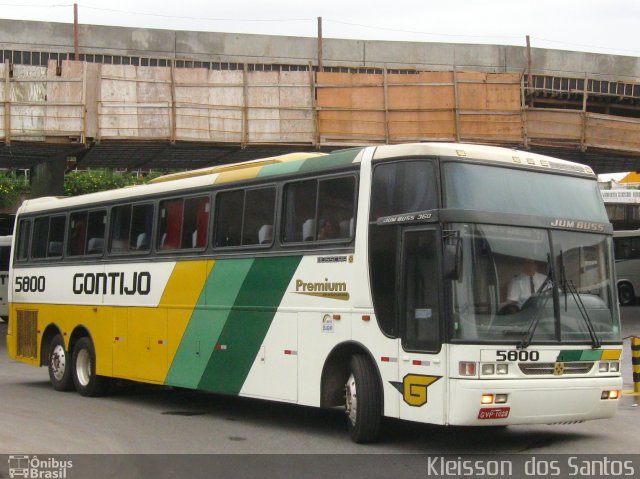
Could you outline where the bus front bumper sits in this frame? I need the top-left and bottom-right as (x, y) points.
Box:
(448, 377), (622, 426)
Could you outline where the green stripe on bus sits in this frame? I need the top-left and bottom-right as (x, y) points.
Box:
(298, 148), (362, 173)
(579, 350), (603, 361)
(165, 259), (254, 388)
(258, 160), (305, 178)
(556, 350), (603, 362)
(556, 350), (585, 362)
(197, 256), (301, 394)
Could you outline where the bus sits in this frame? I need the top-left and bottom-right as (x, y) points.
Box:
(0, 235), (11, 322)
(612, 230), (640, 306)
(6, 143), (622, 443)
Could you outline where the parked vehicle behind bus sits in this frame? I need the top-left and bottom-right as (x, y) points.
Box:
(0, 235), (11, 322)
(6, 143), (622, 443)
(613, 229), (640, 305)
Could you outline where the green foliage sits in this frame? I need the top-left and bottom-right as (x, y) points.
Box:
(0, 169), (183, 206)
(63, 170), (144, 196)
(0, 173), (29, 207)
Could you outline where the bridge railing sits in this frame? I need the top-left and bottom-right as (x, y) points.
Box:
(2, 59), (640, 156)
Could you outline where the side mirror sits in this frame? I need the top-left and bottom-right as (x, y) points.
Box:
(443, 230), (462, 280)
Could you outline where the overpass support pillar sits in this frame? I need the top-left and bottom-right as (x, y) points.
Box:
(30, 158), (66, 199)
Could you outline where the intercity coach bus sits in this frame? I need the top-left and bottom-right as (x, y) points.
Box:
(6, 143), (622, 443)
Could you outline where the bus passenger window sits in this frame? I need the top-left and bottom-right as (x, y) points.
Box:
(130, 203), (154, 251)
(16, 220), (30, 261)
(86, 210), (106, 255)
(283, 180), (316, 243)
(30, 216), (66, 259)
(110, 205), (132, 253)
(283, 176), (355, 243)
(68, 212), (88, 256)
(31, 218), (50, 259)
(158, 199), (184, 250)
(48, 216), (66, 257)
(182, 196), (209, 248)
(214, 190), (243, 247)
(242, 188), (275, 246)
(214, 187), (275, 248)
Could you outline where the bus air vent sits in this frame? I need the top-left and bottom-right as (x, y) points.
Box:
(518, 362), (594, 375)
(16, 310), (38, 359)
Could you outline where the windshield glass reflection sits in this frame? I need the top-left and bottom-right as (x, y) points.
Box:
(450, 224), (619, 344)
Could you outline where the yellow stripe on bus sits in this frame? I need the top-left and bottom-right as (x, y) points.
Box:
(601, 349), (622, 360)
(161, 260), (215, 367)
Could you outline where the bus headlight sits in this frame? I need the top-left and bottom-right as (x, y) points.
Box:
(599, 361), (620, 373)
(481, 364), (495, 375)
(480, 363), (508, 376)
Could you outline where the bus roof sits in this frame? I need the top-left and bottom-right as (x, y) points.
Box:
(16, 143), (593, 215)
(374, 143), (595, 176)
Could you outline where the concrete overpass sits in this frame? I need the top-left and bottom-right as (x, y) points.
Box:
(2, 18), (640, 186)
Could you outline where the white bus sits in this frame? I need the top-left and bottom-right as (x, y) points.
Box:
(6, 143), (622, 443)
(0, 235), (11, 322)
(612, 230), (640, 306)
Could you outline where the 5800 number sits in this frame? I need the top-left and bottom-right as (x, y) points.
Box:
(496, 350), (540, 362)
(14, 275), (46, 293)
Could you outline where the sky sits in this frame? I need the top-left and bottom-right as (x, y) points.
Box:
(1, 0), (639, 57)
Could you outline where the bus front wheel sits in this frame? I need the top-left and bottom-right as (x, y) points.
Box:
(344, 354), (382, 443)
(618, 283), (635, 306)
(71, 337), (111, 397)
(48, 334), (74, 391)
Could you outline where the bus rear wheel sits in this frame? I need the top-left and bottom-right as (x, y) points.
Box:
(48, 334), (74, 391)
(72, 337), (111, 397)
(618, 283), (635, 306)
(344, 354), (382, 443)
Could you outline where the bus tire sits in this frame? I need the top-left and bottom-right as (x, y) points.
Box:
(48, 334), (74, 391)
(72, 337), (111, 397)
(345, 354), (382, 443)
(618, 283), (635, 306)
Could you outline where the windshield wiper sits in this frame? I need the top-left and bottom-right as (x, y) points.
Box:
(559, 250), (601, 349)
(518, 254), (554, 349)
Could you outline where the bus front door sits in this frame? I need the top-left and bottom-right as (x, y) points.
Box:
(398, 227), (446, 425)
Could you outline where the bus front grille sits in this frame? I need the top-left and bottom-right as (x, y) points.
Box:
(16, 310), (38, 359)
(518, 362), (594, 375)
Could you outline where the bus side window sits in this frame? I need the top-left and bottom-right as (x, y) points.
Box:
(110, 205), (132, 254)
(242, 187), (275, 246)
(68, 212), (88, 256)
(31, 217), (50, 259)
(131, 203), (154, 251)
(47, 215), (66, 258)
(158, 199), (184, 250)
(182, 196), (209, 249)
(283, 180), (316, 243)
(283, 176), (355, 244)
(16, 220), (31, 261)
(214, 190), (243, 247)
(86, 210), (106, 255)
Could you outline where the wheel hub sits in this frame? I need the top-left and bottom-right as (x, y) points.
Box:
(51, 345), (66, 381)
(345, 373), (357, 425)
(76, 349), (91, 387)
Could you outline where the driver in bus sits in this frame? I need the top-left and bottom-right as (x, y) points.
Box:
(505, 258), (547, 312)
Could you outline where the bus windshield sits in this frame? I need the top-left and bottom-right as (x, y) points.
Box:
(450, 224), (620, 344)
(443, 161), (609, 221)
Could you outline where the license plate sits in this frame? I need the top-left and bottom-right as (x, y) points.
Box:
(478, 407), (510, 420)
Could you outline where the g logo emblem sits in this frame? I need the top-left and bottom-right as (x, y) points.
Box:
(402, 374), (441, 407)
